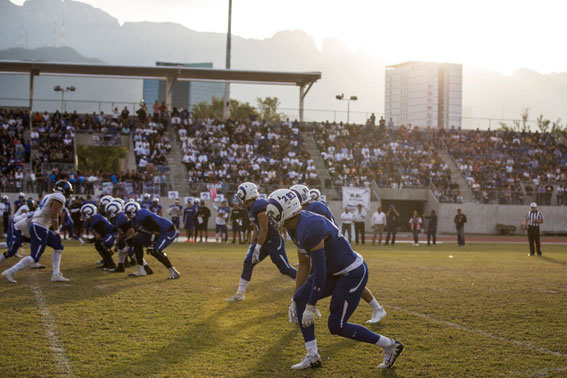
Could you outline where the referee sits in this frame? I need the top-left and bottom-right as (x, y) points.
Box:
(523, 202), (544, 256)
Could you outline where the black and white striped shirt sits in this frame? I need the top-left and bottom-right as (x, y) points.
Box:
(525, 211), (543, 227)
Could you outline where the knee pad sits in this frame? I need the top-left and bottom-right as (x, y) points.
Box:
(328, 315), (344, 336)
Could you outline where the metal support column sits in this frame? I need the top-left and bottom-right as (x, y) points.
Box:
(28, 71), (35, 126)
(299, 81), (314, 125)
(166, 76), (176, 111)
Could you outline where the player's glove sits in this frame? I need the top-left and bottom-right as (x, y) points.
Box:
(150, 233), (157, 243)
(301, 304), (321, 328)
(289, 299), (298, 324)
(251, 243), (261, 264)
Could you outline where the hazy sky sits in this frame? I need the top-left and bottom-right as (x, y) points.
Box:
(10, 0), (567, 75)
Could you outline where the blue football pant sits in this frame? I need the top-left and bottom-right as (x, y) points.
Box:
(29, 223), (64, 262)
(294, 262), (380, 344)
(4, 229), (30, 258)
(240, 237), (297, 281)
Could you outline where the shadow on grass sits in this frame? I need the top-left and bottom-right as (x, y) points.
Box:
(539, 256), (567, 266)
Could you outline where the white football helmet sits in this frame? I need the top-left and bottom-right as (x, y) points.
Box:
(18, 192), (25, 199)
(124, 201), (141, 219)
(100, 195), (114, 209)
(105, 201), (122, 219)
(112, 198), (125, 208)
(80, 203), (97, 221)
(236, 182), (259, 204)
(266, 189), (302, 230)
(309, 189), (321, 201)
(143, 193), (151, 201)
(290, 184), (311, 206)
(194, 198), (200, 205)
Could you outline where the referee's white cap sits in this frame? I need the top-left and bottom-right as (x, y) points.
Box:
(530, 202), (537, 208)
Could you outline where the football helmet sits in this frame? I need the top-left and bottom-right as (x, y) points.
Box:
(100, 195), (114, 209)
(143, 193), (151, 201)
(80, 203), (97, 221)
(124, 201), (141, 219)
(18, 192), (25, 199)
(112, 198), (125, 208)
(309, 189), (321, 201)
(105, 201), (122, 219)
(27, 199), (36, 210)
(290, 184), (311, 206)
(54, 180), (73, 199)
(266, 189), (302, 230)
(236, 182), (259, 204)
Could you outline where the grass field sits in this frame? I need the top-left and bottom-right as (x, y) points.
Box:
(1, 241), (566, 377)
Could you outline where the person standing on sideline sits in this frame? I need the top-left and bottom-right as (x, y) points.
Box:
(523, 202), (544, 256)
(371, 206), (387, 246)
(409, 211), (422, 246)
(182, 200), (196, 243)
(423, 210), (438, 246)
(353, 204), (367, 245)
(454, 208), (467, 247)
(385, 205), (400, 246)
(340, 208), (353, 243)
(229, 202), (245, 244)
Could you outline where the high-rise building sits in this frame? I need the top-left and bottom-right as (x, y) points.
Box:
(142, 62), (224, 112)
(385, 62), (462, 128)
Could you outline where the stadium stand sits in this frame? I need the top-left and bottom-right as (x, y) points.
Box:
(175, 118), (318, 188)
(0, 108), (28, 192)
(442, 127), (567, 205)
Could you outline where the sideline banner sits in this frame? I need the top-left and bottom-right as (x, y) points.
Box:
(342, 187), (370, 210)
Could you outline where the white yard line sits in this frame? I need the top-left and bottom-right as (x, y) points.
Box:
(388, 305), (567, 359)
(32, 284), (75, 378)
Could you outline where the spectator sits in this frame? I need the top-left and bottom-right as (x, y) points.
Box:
(371, 206), (386, 246)
(454, 208), (467, 247)
(340, 207), (353, 243)
(353, 204), (366, 245)
(423, 210), (438, 246)
(385, 204), (400, 246)
(409, 210), (422, 246)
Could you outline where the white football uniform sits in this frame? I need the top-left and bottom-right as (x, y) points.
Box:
(32, 193), (66, 229)
(12, 212), (29, 225)
(15, 211), (35, 239)
(14, 204), (30, 217)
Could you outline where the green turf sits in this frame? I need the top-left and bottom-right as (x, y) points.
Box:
(1, 242), (566, 377)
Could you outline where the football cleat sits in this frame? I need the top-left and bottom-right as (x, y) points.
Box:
(109, 265), (125, 273)
(51, 273), (70, 282)
(2, 270), (17, 283)
(168, 267), (180, 280)
(128, 266), (147, 277)
(291, 354), (322, 370)
(367, 308), (387, 324)
(144, 265), (154, 275)
(30, 263), (46, 270)
(227, 292), (245, 302)
(379, 340), (404, 368)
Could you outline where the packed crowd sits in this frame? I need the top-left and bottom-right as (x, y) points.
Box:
(0, 109), (29, 192)
(176, 118), (318, 187)
(443, 127), (567, 204)
(312, 121), (456, 193)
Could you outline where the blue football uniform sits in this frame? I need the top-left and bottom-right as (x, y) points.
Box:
(240, 198), (296, 281)
(183, 206), (196, 229)
(140, 200), (152, 210)
(88, 214), (117, 248)
(291, 211), (381, 347)
(150, 204), (162, 214)
(111, 212), (133, 254)
(130, 209), (177, 252)
(305, 200), (337, 225)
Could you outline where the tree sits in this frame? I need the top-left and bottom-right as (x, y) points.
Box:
(192, 97), (224, 119)
(229, 99), (258, 121)
(78, 146), (127, 171)
(536, 114), (550, 133)
(256, 96), (282, 121)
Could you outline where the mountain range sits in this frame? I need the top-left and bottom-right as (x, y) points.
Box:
(1, 0), (566, 126)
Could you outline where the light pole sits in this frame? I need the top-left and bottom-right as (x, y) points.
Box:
(223, 0), (232, 120)
(335, 93), (358, 124)
(53, 85), (75, 112)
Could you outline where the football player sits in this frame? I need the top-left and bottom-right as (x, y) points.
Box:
(215, 200), (230, 243)
(99, 195), (114, 216)
(123, 202), (180, 279)
(105, 200), (152, 274)
(182, 199), (196, 243)
(150, 198), (163, 216)
(291, 185), (386, 323)
(267, 189), (403, 370)
(226, 182), (297, 301)
(14, 192), (26, 212)
(81, 204), (117, 270)
(2, 180), (73, 283)
(140, 193), (152, 210)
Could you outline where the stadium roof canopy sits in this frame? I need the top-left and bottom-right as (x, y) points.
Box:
(0, 60), (322, 121)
